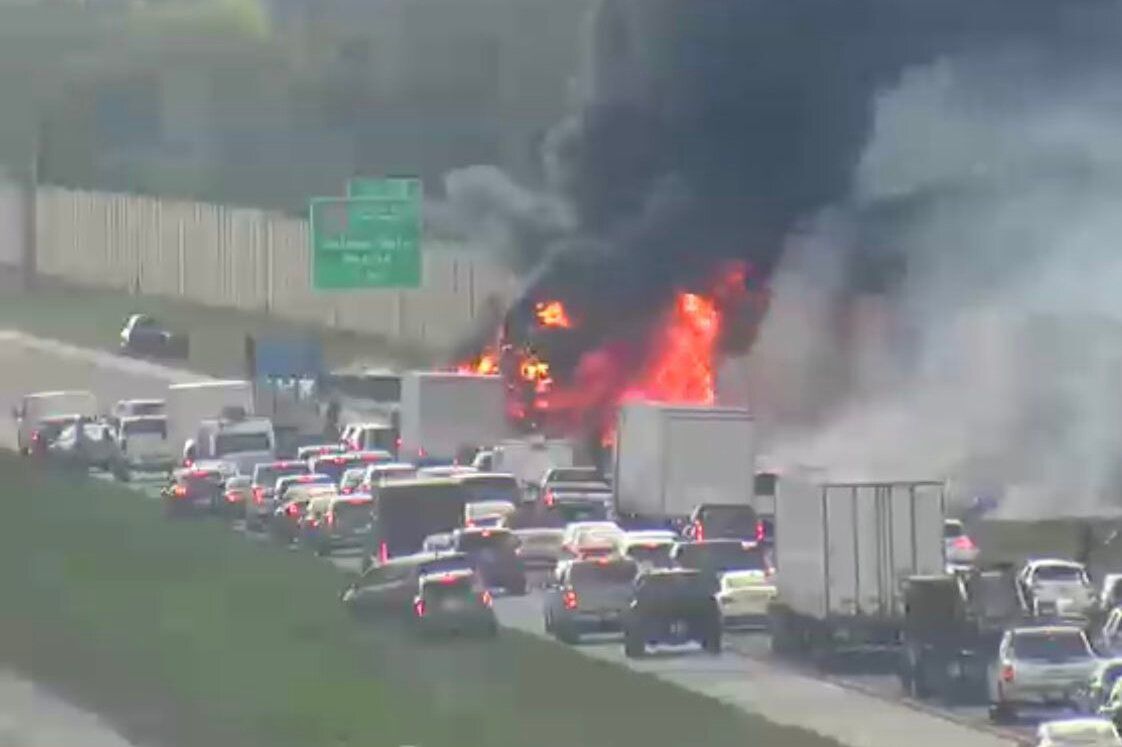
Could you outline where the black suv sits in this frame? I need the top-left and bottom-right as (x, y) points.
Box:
(622, 568), (722, 658)
(450, 527), (528, 596)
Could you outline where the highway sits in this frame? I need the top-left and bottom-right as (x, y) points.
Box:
(0, 329), (1032, 747)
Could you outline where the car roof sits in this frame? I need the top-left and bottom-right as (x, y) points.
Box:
(331, 493), (372, 505)
(419, 568), (476, 585)
(454, 471), (516, 481)
(120, 414), (167, 424)
(1011, 624), (1087, 635)
(1027, 558), (1085, 569)
(278, 472), (332, 484)
(457, 526), (511, 537)
(641, 567), (701, 579)
(119, 398), (165, 405)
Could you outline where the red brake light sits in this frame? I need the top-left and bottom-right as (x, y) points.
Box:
(544, 489), (555, 507)
(30, 430), (40, 443)
(465, 519), (475, 527)
(953, 535), (975, 551)
(285, 503), (301, 517)
(326, 511), (335, 528)
(395, 437), (402, 448)
(413, 598), (426, 617)
(182, 458), (192, 468)
(172, 485), (187, 498)
(252, 486), (264, 504)
(1001, 664), (1015, 683)
(332, 456), (346, 464)
(439, 574), (459, 585)
(692, 521), (705, 542)
(378, 541), (389, 563)
(225, 491), (239, 503)
(481, 590), (493, 607)
(342, 486), (353, 495)
(755, 520), (765, 542)
(297, 475), (315, 483)
(562, 588), (578, 610)
(481, 530), (492, 537)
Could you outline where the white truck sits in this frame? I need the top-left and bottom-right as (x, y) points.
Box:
(167, 380), (254, 461)
(768, 475), (947, 669)
(398, 372), (513, 463)
(187, 412), (275, 475)
(480, 437), (575, 488)
(611, 403), (756, 524)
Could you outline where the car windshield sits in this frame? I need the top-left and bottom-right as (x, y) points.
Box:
(1013, 631), (1092, 660)
(549, 501), (608, 523)
(676, 542), (766, 573)
(333, 499), (373, 522)
(422, 575), (477, 601)
(570, 561), (638, 587)
(548, 468), (600, 483)
(696, 506), (758, 538)
(129, 402), (165, 416)
(214, 432), (271, 456)
(1035, 565), (1085, 582)
(944, 522), (965, 538)
(460, 476), (521, 504)
(639, 573), (713, 599)
(457, 530), (517, 553)
(255, 463), (309, 487)
(122, 418), (166, 437)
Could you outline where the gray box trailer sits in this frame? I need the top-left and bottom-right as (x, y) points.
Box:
(769, 476), (947, 669)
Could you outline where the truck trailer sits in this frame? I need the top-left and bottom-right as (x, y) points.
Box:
(398, 372), (513, 464)
(768, 476), (947, 670)
(612, 403), (756, 527)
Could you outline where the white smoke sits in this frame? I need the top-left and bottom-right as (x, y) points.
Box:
(762, 46), (1122, 517)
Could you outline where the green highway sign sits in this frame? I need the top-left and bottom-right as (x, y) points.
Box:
(310, 191), (421, 290)
(347, 176), (422, 200)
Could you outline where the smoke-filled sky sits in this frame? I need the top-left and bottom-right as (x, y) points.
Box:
(445, 0), (1122, 515)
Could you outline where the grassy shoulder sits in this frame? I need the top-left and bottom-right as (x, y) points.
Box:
(0, 452), (840, 747)
(0, 276), (433, 377)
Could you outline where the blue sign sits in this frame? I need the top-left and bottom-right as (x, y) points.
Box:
(254, 336), (323, 379)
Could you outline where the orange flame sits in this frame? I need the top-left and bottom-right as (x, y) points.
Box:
(535, 300), (572, 329)
(455, 349), (499, 375)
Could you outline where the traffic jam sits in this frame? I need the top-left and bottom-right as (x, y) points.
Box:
(11, 361), (1122, 746)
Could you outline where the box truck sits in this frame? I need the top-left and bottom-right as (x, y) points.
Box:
(768, 475), (947, 670)
(482, 437), (576, 487)
(398, 372), (513, 463)
(167, 380), (254, 460)
(612, 403), (756, 526)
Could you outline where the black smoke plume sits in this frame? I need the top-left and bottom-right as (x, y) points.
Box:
(501, 0), (1095, 380)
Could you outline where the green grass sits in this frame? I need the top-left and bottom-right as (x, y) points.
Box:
(0, 452), (839, 747)
(0, 277), (433, 377)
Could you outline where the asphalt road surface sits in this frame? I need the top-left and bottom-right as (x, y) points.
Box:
(0, 329), (1033, 747)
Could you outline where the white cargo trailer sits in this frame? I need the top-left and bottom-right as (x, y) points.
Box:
(398, 372), (513, 463)
(167, 380), (254, 458)
(612, 403), (756, 522)
(769, 475), (946, 668)
(488, 437), (575, 487)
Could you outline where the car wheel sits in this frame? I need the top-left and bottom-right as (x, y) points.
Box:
(624, 631), (645, 659)
(988, 702), (1015, 724)
(556, 624), (580, 646)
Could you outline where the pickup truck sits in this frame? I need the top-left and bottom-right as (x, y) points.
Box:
(988, 625), (1100, 723)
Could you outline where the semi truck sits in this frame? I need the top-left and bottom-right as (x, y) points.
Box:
(398, 372), (513, 464)
(612, 403), (757, 527)
(768, 475), (947, 671)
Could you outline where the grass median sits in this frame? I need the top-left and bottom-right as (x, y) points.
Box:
(0, 452), (839, 747)
(0, 276), (432, 377)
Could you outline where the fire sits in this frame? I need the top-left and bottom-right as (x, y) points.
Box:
(520, 355), (553, 393)
(456, 349), (499, 375)
(534, 300), (572, 329)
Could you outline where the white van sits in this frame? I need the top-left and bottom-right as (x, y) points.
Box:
(187, 413), (275, 475)
(116, 415), (174, 474)
(14, 390), (98, 453)
(167, 381), (253, 456)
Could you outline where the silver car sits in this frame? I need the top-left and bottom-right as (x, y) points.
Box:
(989, 625), (1100, 723)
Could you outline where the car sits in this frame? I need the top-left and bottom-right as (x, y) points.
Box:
(1078, 658), (1122, 714)
(246, 460), (312, 530)
(1036, 718), (1121, 747)
(619, 532), (676, 571)
(683, 503), (764, 544)
(119, 313), (188, 358)
(671, 539), (772, 587)
(161, 466), (226, 516)
(296, 443), (345, 462)
(410, 568), (498, 638)
(560, 521), (625, 559)
(464, 499), (517, 528)
(359, 462), (417, 493)
(716, 568), (777, 629)
(988, 625), (1100, 723)
(544, 557), (639, 644)
(512, 528), (565, 570)
(273, 472), (334, 505)
(422, 532), (455, 553)
(342, 551), (475, 617)
(310, 451), (394, 484)
(448, 527), (527, 595)
(945, 518), (980, 567)
(539, 466), (602, 495)
(49, 418), (122, 474)
(272, 484), (338, 545)
(25, 414), (84, 457)
(301, 493), (374, 556)
(622, 568), (722, 658)
(13, 390), (98, 454)
(1019, 559), (1097, 618)
(339, 467), (367, 495)
(222, 475), (253, 517)
(339, 422), (398, 454)
(453, 472), (523, 506)
(114, 415), (174, 477)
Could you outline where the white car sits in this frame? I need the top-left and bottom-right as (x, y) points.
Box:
(619, 532), (676, 570)
(989, 625), (1100, 723)
(560, 521), (624, 556)
(716, 569), (777, 629)
(360, 462), (418, 492)
(944, 518), (980, 567)
(1037, 718), (1121, 747)
(116, 415), (174, 474)
(464, 500), (516, 528)
(1019, 559), (1097, 617)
